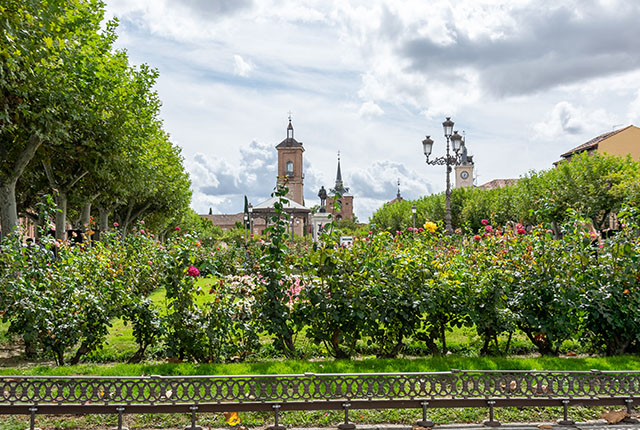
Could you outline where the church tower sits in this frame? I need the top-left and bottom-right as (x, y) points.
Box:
(276, 117), (305, 205)
(454, 137), (474, 188)
(329, 152), (354, 221)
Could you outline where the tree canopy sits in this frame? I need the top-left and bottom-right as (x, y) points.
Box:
(0, 0), (191, 238)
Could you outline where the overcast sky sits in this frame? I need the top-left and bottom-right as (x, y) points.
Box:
(105, 0), (640, 221)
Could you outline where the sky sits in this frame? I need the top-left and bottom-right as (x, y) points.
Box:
(104, 0), (640, 221)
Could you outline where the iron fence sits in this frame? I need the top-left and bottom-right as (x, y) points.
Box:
(1, 369), (639, 429)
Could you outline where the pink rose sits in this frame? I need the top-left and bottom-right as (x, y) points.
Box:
(517, 228), (526, 235)
(140, 220), (145, 225)
(175, 226), (180, 231)
(140, 229), (145, 234)
(485, 225), (493, 233)
(113, 222), (119, 227)
(481, 219), (489, 226)
(187, 266), (200, 277)
(148, 260), (153, 266)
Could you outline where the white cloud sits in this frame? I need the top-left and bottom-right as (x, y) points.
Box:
(628, 89), (640, 125)
(533, 101), (615, 141)
(233, 54), (253, 77)
(358, 101), (384, 118)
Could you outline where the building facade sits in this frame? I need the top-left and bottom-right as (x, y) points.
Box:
(558, 125), (640, 163)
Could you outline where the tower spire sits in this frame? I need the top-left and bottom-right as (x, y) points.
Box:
(330, 151), (349, 196)
(397, 178), (401, 200)
(287, 111), (293, 139)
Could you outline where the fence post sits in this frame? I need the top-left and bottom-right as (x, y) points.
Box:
(267, 404), (286, 430)
(416, 401), (434, 428)
(113, 406), (127, 430)
(624, 399), (639, 424)
(557, 399), (574, 426)
(29, 406), (38, 430)
(184, 405), (202, 430)
(483, 400), (500, 427)
(338, 402), (356, 430)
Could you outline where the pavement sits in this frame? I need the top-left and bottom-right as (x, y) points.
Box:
(289, 423), (640, 430)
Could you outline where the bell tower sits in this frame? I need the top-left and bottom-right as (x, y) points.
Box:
(276, 116), (305, 205)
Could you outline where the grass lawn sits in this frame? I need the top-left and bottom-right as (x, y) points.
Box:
(93, 278), (222, 361)
(2, 354), (640, 376)
(1, 356), (639, 430)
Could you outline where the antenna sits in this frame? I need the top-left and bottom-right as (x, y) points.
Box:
(288, 110), (293, 122)
(612, 124), (623, 131)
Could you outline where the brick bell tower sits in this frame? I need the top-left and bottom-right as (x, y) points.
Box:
(276, 116), (305, 205)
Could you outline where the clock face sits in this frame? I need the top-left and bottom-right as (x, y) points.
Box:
(460, 171), (469, 180)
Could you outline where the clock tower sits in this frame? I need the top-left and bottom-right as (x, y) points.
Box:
(454, 141), (474, 188)
(276, 117), (305, 205)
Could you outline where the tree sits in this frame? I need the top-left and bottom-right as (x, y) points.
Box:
(0, 0), (112, 237)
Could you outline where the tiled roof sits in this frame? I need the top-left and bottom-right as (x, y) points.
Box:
(201, 214), (245, 225)
(275, 137), (304, 148)
(201, 213), (267, 226)
(478, 178), (518, 190)
(253, 196), (310, 211)
(560, 125), (633, 158)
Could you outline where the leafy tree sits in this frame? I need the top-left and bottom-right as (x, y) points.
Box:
(0, 0), (112, 237)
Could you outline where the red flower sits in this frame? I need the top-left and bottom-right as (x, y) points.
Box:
(517, 227), (526, 235)
(481, 219), (489, 226)
(474, 234), (482, 241)
(140, 229), (145, 234)
(175, 226), (181, 231)
(485, 225), (493, 233)
(187, 266), (200, 277)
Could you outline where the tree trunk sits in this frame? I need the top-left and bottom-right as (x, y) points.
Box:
(55, 190), (67, 241)
(0, 134), (43, 238)
(0, 180), (19, 238)
(98, 207), (109, 236)
(79, 200), (92, 231)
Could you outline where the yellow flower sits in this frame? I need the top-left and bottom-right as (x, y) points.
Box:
(224, 411), (241, 426)
(424, 221), (437, 233)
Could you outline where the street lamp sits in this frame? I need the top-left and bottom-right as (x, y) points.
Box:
(243, 212), (249, 245)
(411, 204), (417, 231)
(422, 117), (465, 234)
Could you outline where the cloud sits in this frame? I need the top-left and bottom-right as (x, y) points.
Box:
(533, 101), (615, 141)
(358, 101), (384, 118)
(348, 160), (433, 201)
(628, 90), (640, 125)
(174, 0), (253, 19)
(233, 54), (253, 77)
(334, 1), (640, 113)
(187, 140), (277, 213)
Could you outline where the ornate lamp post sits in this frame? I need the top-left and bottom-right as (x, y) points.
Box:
(422, 117), (464, 234)
(243, 212), (249, 245)
(411, 204), (417, 231)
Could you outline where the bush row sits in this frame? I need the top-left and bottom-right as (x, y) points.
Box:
(2, 209), (640, 364)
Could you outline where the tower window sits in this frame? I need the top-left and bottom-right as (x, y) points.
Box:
(286, 161), (294, 177)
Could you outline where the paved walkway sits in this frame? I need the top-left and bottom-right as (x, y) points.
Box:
(293, 423), (640, 430)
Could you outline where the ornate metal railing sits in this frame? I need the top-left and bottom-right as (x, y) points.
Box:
(2, 370), (639, 430)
